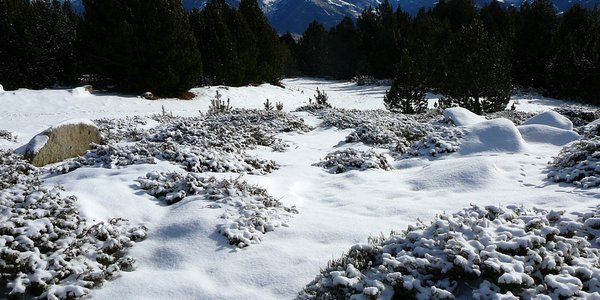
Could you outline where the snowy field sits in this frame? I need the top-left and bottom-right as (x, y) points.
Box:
(0, 78), (599, 299)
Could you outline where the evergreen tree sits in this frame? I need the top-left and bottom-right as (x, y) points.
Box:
(80, 0), (201, 96)
(189, 1), (236, 86)
(480, 0), (514, 40)
(512, 0), (557, 89)
(409, 12), (452, 91)
(440, 19), (511, 114)
(280, 33), (300, 77)
(0, 0), (78, 90)
(432, 0), (477, 31)
(328, 17), (359, 79)
(298, 21), (330, 77)
(239, 0), (284, 84)
(551, 4), (600, 102)
(356, 0), (403, 78)
(384, 54), (427, 114)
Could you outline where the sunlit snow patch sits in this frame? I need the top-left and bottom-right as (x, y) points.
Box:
(459, 118), (528, 155)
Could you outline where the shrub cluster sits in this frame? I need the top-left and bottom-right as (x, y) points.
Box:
(547, 137), (600, 188)
(137, 171), (297, 248)
(0, 151), (147, 299)
(299, 205), (600, 299)
(314, 148), (391, 174)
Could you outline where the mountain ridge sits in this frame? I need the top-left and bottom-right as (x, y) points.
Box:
(68, 0), (600, 34)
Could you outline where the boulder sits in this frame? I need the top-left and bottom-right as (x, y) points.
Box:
(23, 119), (102, 167)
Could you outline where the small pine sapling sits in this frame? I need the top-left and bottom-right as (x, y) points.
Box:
(276, 102), (284, 111)
(264, 98), (274, 110)
(208, 91), (232, 115)
(312, 88), (331, 108)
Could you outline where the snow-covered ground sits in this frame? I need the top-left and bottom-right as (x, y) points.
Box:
(0, 78), (598, 299)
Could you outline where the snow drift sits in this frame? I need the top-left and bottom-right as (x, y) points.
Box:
(442, 107), (486, 126)
(518, 124), (580, 146)
(459, 118), (528, 155)
(522, 111), (574, 130)
(409, 157), (506, 192)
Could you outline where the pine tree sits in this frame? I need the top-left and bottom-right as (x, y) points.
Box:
(81, 0), (201, 96)
(239, 0), (284, 84)
(298, 21), (330, 77)
(384, 54), (427, 114)
(189, 1), (239, 86)
(550, 4), (600, 102)
(440, 19), (511, 114)
(432, 0), (477, 31)
(0, 0), (78, 90)
(328, 17), (359, 79)
(280, 33), (300, 77)
(512, 0), (557, 89)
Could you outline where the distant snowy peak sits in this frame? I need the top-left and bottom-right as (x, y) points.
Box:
(68, 0), (600, 34)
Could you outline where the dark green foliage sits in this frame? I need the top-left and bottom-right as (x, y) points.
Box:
(550, 5), (600, 103)
(80, 0), (201, 97)
(384, 54), (427, 114)
(328, 17), (360, 79)
(432, 0), (478, 31)
(190, 0), (283, 86)
(280, 33), (301, 77)
(0, 0), (79, 90)
(239, 0), (284, 84)
(440, 20), (512, 114)
(298, 21), (330, 77)
(512, 0), (558, 89)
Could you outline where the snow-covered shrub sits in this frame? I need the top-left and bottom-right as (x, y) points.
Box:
(314, 148), (391, 173)
(547, 137), (600, 188)
(352, 75), (391, 86)
(0, 156), (147, 299)
(403, 125), (465, 157)
(0, 129), (17, 142)
(94, 117), (148, 143)
(52, 141), (277, 175)
(345, 123), (402, 146)
(137, 171), (297, 248)
(299, 205), (600, 299)
(554, 106), (599, 127)
(0, 151), (39, 189)
(486, 110), (536, 125)
(55, 110), (311, 174)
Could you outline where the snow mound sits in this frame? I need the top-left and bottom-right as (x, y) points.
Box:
(460, 118), (528, 155)
(0, 84), (3, 92)
(71, 86), (92, 97)
(523, 111), (573, 130)
(518, 124), (581, 146)
(409, 157), (504, 191)
(299, 205), (600, 299)
(443, 107), (486, 126)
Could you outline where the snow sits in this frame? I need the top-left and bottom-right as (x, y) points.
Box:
(0, 78), (598, 299)
(442, 107), (487, 126)
(522, 110), (574, 130)
(459, 118), (529, 155)
(517, 124), (580, 146)
(71, 86), (92, 97)
(0, 84), (3, 92)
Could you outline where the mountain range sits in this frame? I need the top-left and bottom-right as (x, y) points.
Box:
(70, 0), (600, 34)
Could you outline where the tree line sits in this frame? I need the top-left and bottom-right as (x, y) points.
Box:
(0, 0), (285, 97)
(1, 0), (599, 110)
(290, 0), (600, 113)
